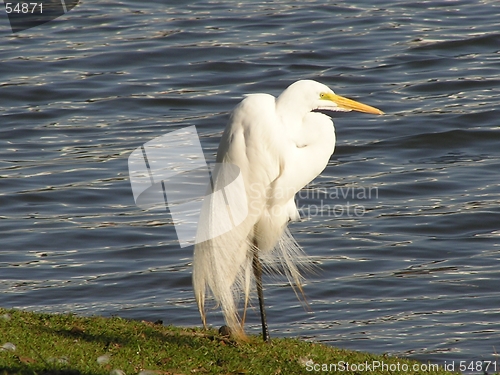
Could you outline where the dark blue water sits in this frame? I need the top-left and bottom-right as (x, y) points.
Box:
(1, 0), (500, 368)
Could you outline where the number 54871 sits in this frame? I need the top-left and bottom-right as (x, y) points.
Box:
(5, 3), (43, 14)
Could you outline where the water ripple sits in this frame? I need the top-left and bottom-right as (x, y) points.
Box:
(1, 0), (500, 366)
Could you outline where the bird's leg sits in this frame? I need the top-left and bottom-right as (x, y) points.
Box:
(252, 247), (270, 342)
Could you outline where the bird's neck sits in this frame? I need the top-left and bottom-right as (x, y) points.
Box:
(275, 99), (310, 132)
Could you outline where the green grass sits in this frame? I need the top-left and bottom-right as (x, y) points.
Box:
(0, 307), (458, 375)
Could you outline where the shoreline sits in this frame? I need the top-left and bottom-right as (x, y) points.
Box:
(0, 307), (458, 375)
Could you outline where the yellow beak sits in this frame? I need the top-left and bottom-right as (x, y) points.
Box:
(324, 92), (384, 115)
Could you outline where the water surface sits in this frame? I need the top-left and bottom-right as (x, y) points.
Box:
(1, 0), (500, 367)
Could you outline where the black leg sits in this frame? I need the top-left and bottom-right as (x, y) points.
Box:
(252, 248), (270, 342)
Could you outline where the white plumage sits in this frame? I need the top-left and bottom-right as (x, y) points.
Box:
(193, 80), (383, 340)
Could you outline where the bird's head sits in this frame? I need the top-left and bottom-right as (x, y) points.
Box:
(278, 79), (384, 116)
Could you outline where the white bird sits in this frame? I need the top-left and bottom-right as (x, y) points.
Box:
(193, 80), (383, 341)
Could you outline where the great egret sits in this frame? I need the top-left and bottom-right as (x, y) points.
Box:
(193, 80), (383, 341)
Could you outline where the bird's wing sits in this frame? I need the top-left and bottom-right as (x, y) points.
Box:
(193, 93), (284, 338)
(216, 93), (282, 188)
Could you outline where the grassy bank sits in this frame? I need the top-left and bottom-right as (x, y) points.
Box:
(1, 308), (457, 375)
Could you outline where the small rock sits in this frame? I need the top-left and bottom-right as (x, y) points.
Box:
(110, 369), (125, 375)
(1, 314), (11, 321)
(1, 342), (16, 351)
(58, 356), (69, 365)
(219, 325), (231, 337)
(298, 357), (312, 367)
(138, 371), (157, 375)
(47, 356), (68, 364)
(97, 354), (110, 364)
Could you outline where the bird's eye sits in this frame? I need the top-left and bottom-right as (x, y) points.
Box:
(320, 92), (327, 99)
